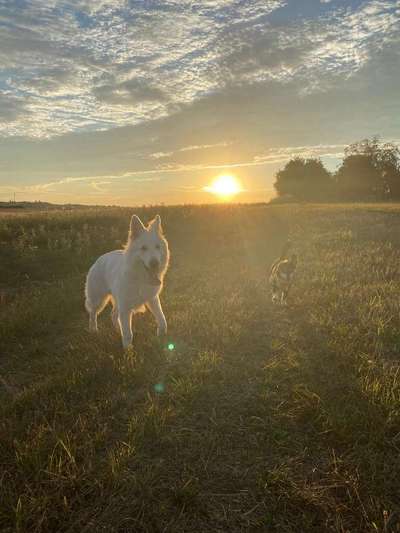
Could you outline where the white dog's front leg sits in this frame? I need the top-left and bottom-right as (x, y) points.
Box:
(118, 309), (133, 349)
(147, 296), (167, 336)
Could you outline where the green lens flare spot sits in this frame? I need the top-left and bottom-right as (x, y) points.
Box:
(154, 383), (165, 393)
(167, 343), (175, 351)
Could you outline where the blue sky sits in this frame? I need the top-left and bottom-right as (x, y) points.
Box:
(0, 0), (399, 204)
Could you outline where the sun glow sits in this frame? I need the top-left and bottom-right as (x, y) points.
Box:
(204, 174), (242, 200)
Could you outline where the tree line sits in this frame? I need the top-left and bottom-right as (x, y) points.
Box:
(274, 137), (400, 202)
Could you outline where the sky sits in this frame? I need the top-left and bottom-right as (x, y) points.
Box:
(0, 0), (399, 205)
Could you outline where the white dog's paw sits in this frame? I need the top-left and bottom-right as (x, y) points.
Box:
(122, 339), (133, 351)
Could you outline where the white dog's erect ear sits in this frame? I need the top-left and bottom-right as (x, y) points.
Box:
(129, 215), (146, 240)
(149, 214), (162, 233)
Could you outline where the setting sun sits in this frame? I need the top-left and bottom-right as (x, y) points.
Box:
(204, 174), (243, 200)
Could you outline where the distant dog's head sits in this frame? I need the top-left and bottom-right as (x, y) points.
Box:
(288, 253), (297, 272)
(279, 254), (297, 280)
(126, 214), (170, 285)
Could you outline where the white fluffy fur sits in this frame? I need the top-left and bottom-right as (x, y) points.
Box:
(85, 214), (170, 349)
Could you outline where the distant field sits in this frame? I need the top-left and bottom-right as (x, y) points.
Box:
(1, 204), (400, 532)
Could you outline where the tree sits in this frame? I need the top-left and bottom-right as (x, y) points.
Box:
(274, 157), (333, 201)
(335, 154), (381, 200)
(377, 141), (400, 199)
(336, 136), (400, 200)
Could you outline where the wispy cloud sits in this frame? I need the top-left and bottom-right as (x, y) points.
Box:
(254, 144), (347, 164)
(149, 142), (232, 159)
(30, 173), (162, 193)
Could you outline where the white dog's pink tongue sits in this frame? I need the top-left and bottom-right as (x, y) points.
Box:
(142, 262), (161, 285)
(148, 268), (161, 285)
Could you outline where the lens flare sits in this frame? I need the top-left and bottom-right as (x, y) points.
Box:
(154, 383), (165, 393)
(167, 343), (175, 351)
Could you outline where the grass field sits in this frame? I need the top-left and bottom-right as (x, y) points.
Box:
(1, 203), (400, 532)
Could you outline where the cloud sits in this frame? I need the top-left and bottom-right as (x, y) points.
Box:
(0, 0), (318, 137)
(220, 32), (313, 83)
(0, 92), (28, 122)
(254, 144), (346, 164)
(93, 78), (168, 106)
(149, 142), (232, 160)
(303, 0), (400, 84)
(13, 68), (77, 96)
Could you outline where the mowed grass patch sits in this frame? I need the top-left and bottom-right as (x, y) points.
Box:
(1, 204), (400, 532)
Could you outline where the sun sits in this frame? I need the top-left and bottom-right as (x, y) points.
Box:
(204, 174), (242, 200)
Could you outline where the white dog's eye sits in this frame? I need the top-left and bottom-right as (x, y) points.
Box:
(141, 245), (148, 252)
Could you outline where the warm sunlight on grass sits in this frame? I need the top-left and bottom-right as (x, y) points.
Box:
(204, 174), (242, 200)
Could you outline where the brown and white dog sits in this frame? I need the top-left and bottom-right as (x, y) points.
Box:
(269, 243), (297, 305)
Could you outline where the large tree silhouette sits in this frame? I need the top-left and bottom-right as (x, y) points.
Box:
(336, 137), (400, 200)
(274, 158), (333, 201)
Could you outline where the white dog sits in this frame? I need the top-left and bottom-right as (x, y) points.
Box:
(85, 214), (170, 349)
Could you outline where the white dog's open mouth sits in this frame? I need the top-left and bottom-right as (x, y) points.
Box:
(143, 264), (161, 285)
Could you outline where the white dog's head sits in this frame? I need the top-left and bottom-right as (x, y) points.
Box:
(126, 214), (169, 285)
